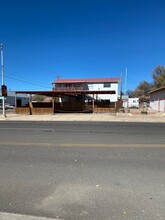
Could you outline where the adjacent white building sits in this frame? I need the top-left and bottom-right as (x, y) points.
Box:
(122, 97), (139, 108)
(149, 86), (165, 112)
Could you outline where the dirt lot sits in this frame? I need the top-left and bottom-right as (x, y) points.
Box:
(1, 108), (165, 123)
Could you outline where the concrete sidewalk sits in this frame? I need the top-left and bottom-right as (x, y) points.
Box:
(0, 111), (165, 123)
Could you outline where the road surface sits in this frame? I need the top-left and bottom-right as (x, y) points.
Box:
(0, 121), (165, 220)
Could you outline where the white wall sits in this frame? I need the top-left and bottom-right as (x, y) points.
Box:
(87, 82), (118, 102)
(150, 99), (165, 112)
(150, 90), (165, 112)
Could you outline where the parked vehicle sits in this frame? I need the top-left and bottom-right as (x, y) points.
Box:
(5, 104), (15, 109)
(0, 105), (8, 110)
(0, 103), (15, 110)
(128, 98), (139, 108)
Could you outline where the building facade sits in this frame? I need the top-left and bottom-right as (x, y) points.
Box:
(52, 77), (120, 102)
(0, 91), (30, 107)
(149, 86), (165, 112)
(14, 77), (120, 114)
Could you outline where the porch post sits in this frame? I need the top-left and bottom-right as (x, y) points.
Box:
(52, 96), (55, 114)
(92, 94), (94, 113)
(29, 94), (31, 103)
(15, 93), (17, 108)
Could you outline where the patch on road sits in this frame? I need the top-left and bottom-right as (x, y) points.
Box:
(0, 212), (62, 220)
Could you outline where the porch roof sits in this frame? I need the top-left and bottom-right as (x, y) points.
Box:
(15, 90), (116, 96)
(148, 86), (165, 94)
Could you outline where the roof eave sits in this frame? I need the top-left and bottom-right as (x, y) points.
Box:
(148, 86), (165, 94)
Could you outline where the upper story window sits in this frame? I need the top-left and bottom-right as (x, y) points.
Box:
(74, 83), (81, 87)
(88, 84), (93, 89)
(103, 83), (111, 88)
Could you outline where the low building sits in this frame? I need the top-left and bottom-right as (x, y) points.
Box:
(149, 86), (165, 112)
(0, 91), (30, 107)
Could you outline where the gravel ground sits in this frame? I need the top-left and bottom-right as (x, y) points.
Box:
(0, 109), (165, 123)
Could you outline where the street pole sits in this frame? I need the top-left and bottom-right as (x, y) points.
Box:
(120, 72), (123, 109)
(1, 44), (6, 117)
(125, 67), (127, 95)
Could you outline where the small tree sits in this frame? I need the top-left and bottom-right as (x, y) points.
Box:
(132, 81), (152, 97)
(152, 65), (165, 88)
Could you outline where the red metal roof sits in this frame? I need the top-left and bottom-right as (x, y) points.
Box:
(53, 77), (120, 84)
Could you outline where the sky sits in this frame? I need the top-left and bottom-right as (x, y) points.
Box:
(0, 0), (165, 92)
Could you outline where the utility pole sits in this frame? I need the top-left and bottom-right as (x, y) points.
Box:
(120, 72), (123, 109)
(125, 67), (127, 94)
(55, 75), (61, 80)
(120, 72), (123, 99)
(1, 44), (6, 117)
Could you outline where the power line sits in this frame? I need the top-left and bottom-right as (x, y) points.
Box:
(5, 75), (50, 89)
(6, 71), (50, 87)
(4, 48), (53, 88)
(5, 50), (53, 84)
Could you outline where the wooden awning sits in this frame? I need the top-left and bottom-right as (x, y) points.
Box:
(15, 90), (116, 96)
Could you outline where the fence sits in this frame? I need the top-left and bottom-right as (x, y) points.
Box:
(15, 101), (121, 114)
(15, 102), (53, 115)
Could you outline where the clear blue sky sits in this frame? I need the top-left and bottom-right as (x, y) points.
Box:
(0, 0), (165, 92)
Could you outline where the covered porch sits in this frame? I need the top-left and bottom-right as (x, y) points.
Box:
(15, 90), (118, 115)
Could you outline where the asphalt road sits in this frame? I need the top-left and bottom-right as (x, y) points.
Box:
(0, 121), (165, 220)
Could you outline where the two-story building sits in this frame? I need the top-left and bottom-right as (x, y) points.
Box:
(15, 77), (120, 114)
(52, 77), (119, 101)
(51, 77), (120, 113)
